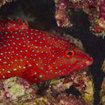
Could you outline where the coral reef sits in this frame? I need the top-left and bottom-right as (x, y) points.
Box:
(0, 0), (15, 7)
(54, 0), (105, 37)
(0, 71), (93, 105)
(55, 0), (72, 27)
(0, 77), (36, 103)
(100, 77), (105, 105)
(101, 59), (105, 73)
(19, 93), (90, 105)
(56, 93), (89, 105)
(49, 70), (94, 104)
(70, 71), (94, 104)
(90, 0), (105, 37)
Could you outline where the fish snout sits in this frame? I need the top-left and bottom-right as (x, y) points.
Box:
(85, 57), (93, 66)
(76, 53), (93, 69)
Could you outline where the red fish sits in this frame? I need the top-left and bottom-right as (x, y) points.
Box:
(0, 18), (93, 83)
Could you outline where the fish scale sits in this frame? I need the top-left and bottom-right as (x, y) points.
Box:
(0, 18), (93, 83)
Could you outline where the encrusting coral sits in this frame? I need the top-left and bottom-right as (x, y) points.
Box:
(0, 72), (93, 105)
(101, 59), (105, 73)
(0, 0), (16, 7)
(54, 0), (105, 37)
(100, 78), (105, 105)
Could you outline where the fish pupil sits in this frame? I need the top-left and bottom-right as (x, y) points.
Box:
(68, 52), (72, 55)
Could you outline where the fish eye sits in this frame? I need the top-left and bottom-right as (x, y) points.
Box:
(68, 52), (72, 55)
(66, 50), (74, 57)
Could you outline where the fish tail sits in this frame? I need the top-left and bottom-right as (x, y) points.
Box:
(0, 17), (29, 33)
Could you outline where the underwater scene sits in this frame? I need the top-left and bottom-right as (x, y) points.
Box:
(0, 0), (105, 105)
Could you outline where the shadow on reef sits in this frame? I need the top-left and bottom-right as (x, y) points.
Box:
(0, 0), (105, 105)
(65, 85), (82, 97)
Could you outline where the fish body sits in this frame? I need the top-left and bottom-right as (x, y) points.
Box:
(0, 18), (93, 83)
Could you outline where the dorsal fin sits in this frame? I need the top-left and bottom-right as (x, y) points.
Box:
(0, 17), (29, 32)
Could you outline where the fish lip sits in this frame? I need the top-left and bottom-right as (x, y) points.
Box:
(75, 57), (93, 70)
(85, 57), (93, 66)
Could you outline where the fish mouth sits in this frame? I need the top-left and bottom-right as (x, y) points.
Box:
(73, 57), (93, 71)
(85, 57), (93, 66)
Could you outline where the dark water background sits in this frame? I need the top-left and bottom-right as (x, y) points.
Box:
(0, 0), (105, 105)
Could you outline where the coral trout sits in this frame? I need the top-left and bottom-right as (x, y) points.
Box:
(0, 18), (93, 83)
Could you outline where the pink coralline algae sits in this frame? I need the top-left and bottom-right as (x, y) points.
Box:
(54, 0), (105, 37)
(56, 93), (90, 105)
(55, 0), (73, 27)
(48, 70), (94, 104)
(0, 77), (35, 101)
(0, 70), (93, 104)
(91, 0), (105, 36)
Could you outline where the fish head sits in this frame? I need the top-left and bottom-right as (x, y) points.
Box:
(65, 43), (93, 69)
(51, 41), (93, 76)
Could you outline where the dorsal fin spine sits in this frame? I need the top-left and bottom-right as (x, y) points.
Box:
(0, 17), (29, 33)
